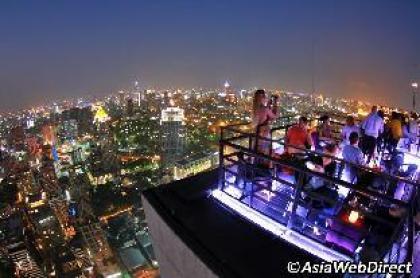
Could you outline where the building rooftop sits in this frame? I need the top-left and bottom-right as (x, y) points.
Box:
(143, 119), (419, 278)
(143, 169), (328, 278)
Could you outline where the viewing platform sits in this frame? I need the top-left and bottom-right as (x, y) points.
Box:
(143, 116), (420, 278)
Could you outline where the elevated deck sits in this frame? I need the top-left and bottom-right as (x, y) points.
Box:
(142, 170), (332, 278)
(143, 117), (419, 278)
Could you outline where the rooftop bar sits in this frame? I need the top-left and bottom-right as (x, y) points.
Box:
(212, 116), (419, 271)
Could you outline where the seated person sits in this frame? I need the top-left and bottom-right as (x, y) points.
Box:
(284, 116), (313, 180)
(312, 115), (333, 151)
(303, 144), (339, 209)
(318, 115), (333, 140)
(342, 132), (365, 183)
(285, 116), (313, 156)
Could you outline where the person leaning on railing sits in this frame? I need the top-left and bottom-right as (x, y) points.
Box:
(252, 89), (279, 156)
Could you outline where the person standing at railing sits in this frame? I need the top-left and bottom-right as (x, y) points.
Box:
(360, 106), (384, 163)
(386, 112), (403, 154)
(406, 112), (418, 153)
(340, 115), (360, 146)
(252, 89), (278, 156)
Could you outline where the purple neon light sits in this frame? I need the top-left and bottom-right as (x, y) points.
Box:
(212, 189), (352, 262)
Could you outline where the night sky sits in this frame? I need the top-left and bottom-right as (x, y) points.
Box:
(1, 0), (419, 111)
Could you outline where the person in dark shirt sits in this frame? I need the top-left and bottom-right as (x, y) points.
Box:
(304, 143), (339, 209)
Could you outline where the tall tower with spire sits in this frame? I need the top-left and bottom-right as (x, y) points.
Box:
(224, 80), (237, 103)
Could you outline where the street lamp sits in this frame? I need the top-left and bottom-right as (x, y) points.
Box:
(411, 82), (418, 111)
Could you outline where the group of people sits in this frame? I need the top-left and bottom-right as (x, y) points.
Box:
(252, 89), (418, 169)
(250, 89), (419, 227)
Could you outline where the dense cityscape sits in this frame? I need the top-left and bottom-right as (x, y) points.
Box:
(1, 78), (406, 278)
(2, 0), (420, 277)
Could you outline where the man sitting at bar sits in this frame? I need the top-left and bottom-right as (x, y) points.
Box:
(313, 115), (333, 151)
(342, 132), (365, 183)
(285, 116), (313, 155)
(303, 143), (339, 209)
(283, 116), (313, 181)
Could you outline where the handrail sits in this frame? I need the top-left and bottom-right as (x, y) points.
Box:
(217, 120), (417, 267)
(222, 125), (420, 190)
(220, 138), (410, 207)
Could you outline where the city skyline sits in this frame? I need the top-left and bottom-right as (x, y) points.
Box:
(1, 2), (419, 277)
(1, 0), (420, 111)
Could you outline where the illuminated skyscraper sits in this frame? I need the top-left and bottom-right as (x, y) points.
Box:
(41, 124), (56, 146)
(160, 106), (185, 165)
(133, 80), (143, 107)
(224, 80), (237, 103)
(8, 125), (25, 151)
(60, 119), (78, 141)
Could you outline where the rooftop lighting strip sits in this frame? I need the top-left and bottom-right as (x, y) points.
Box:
(211, 189), (352, 262)
(401, 151), (420, 166)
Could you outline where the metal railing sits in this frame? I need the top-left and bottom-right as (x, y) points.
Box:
(216, 120), (419, 272)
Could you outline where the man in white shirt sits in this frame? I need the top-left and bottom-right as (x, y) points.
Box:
(360, 106), (384, 163)
(408, 112), (418, 149)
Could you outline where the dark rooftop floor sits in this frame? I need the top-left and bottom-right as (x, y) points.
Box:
(143, 169), (340, 278)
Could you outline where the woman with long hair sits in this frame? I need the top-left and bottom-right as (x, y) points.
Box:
(252, 89), (278, 155)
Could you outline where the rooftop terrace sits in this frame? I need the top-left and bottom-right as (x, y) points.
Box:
(143, 116), (420, 278)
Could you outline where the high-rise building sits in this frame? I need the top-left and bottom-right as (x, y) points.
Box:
(60, 119), (78, 142)
(160, 106), (185, 166)
(224, 81), (237, 103)
(61, 107), (94, 135)
(133, 80), (143, 107)
(127, 98), (134, 117)
(8, 125), (25, 151)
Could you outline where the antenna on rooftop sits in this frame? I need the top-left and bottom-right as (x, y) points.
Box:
(311, 40), (316, 96)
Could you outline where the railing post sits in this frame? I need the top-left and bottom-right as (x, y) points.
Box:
(405, 201), (414, 273)
(218, 127), (226, 191)
(287, 167), (305, 229)
(269, 128), (273, 157)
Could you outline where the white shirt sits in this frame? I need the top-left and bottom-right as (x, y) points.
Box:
(341, 125), (360, 145)
(361, 113), (384, 138)
(408, 120), (418, 136)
